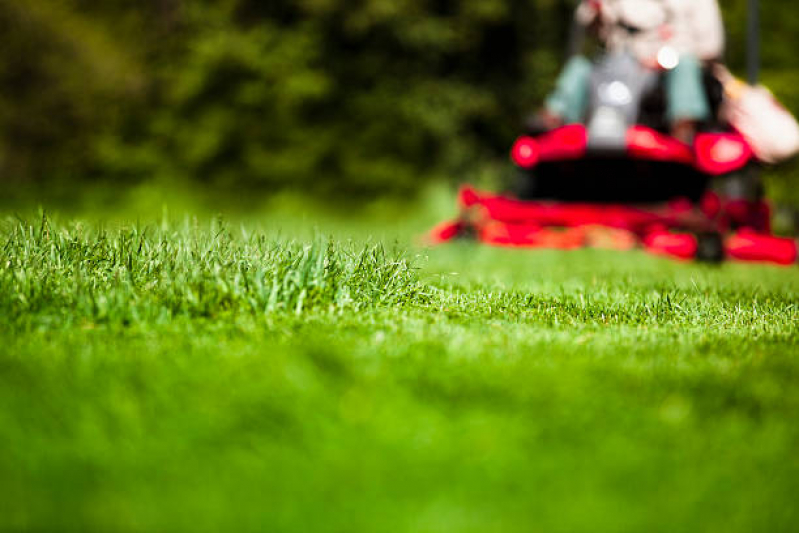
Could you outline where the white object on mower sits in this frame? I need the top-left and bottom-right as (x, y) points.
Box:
(716, 65), (799, 164)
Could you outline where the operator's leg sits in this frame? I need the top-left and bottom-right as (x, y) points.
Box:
(544, 55), (592, 125)
(666, 55), (711, 142)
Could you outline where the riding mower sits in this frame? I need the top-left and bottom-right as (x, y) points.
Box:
(430, 1), (798, 265)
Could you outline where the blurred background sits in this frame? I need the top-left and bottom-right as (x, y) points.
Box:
(1, 0), (798, 212)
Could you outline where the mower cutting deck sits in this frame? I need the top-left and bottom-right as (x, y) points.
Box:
(430, 185), (797, 265)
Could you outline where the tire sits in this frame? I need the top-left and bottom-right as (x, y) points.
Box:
(713, 165), (763, 202)
(696, 231), (725, 263)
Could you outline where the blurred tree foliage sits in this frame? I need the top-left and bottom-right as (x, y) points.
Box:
(0, 0), (797, 199)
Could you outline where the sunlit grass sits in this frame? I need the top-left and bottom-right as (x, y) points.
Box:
(1, 214), (798, 532)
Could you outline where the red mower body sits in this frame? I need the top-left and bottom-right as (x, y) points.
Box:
(430, 124), (797, 265)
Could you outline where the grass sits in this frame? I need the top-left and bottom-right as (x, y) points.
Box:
(1, 211), (798, 532)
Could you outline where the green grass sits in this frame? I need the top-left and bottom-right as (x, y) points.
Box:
(1, 213), (798, 532)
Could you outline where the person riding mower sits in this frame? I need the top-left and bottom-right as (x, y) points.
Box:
(540, 0), (725, 144)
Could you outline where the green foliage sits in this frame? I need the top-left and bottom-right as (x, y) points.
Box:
(0, 0), (578, 197)
(1, 214), (798, 531)
(1, 0), (798, 200)
(0, 1), (145, 183)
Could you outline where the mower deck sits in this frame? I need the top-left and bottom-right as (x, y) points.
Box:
(430, 186), (797, 265)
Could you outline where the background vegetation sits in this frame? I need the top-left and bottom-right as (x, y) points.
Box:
(2, 0), (798, 204)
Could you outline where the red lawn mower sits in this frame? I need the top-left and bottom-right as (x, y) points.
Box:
(430, 0), (798, 265)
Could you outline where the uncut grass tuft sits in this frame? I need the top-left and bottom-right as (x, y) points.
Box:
(2, 215), (427, 329)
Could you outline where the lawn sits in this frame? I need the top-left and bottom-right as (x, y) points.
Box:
(1, 211), (798, 532)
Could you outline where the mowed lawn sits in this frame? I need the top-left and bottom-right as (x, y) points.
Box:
(1, 214), (798, 532)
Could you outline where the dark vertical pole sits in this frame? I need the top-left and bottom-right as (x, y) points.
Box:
(566, 18), (586, 60)
(746, 0), (763, 197)
(747, 0), (760, 84)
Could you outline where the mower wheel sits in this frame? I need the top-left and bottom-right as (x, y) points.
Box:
(696, 232), (725, 263)
(715, 166), (763, 202)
